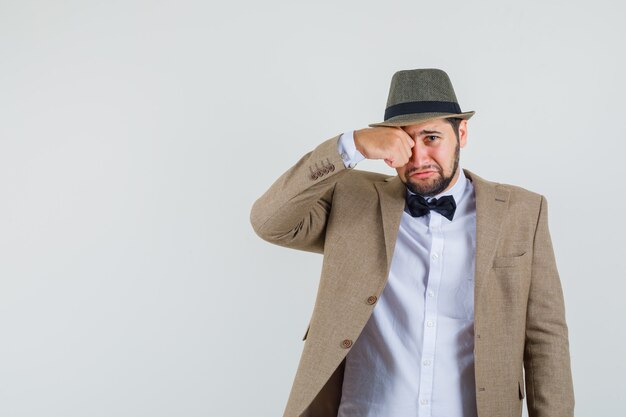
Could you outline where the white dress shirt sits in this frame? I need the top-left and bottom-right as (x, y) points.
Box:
(336, 131), (478, 417)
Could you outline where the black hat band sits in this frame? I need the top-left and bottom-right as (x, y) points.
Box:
(384, 101), (462, 121)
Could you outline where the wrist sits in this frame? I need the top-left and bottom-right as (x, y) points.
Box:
(354, 129), (366, 155)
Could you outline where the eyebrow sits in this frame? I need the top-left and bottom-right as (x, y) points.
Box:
(417, 129), (443, 135)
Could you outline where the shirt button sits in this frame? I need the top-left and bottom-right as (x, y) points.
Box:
(423, 360), (432, 366)
(341, 152), (349, 161)
(431, 253), (439, 260)
(420, 399), (429, 405)
(427, 290), (435, 298)
(426, 320), (434, 327)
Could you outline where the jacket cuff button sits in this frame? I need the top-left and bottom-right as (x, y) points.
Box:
(366, 296), (378, 305)
(341, 339), (353, 349)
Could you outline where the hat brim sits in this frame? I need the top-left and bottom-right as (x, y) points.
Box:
(368, 111), (475, 128)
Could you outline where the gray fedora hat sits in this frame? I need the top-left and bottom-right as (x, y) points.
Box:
(369, 68), (475, 127)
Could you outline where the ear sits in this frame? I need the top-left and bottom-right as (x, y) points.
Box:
(458, 119), (468, 148)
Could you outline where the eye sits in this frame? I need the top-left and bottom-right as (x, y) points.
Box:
(426, 135), (439, 142)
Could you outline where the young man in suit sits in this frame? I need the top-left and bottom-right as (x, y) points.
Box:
(250, 69), (574, 417)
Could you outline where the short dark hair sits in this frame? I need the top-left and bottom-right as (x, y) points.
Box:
(444, 117), (462, 141)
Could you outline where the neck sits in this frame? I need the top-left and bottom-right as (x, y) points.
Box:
(441, 167), (461, 194)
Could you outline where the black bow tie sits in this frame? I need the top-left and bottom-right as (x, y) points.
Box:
(407, 193), (457, 221)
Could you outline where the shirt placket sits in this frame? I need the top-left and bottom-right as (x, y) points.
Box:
(418, 211), (444, 416)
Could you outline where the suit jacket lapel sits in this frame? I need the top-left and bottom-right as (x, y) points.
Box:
(374, 176), (406, 274)
(464, 169), (510, 290)
(373, 169), (510, 291)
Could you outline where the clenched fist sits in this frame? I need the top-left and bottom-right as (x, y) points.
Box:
(354, 127), (415, 168)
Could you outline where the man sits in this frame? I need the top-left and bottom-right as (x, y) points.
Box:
(250, 69), (574, 417)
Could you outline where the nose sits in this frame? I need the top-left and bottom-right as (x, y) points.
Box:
(409, 139), (432, 168)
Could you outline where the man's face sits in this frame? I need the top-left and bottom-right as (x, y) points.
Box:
(397, 118), (468, 197)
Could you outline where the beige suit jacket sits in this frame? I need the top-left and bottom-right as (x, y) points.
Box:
(250, 136), (574, 417)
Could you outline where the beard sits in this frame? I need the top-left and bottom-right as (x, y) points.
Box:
(404, 142), (460, 197)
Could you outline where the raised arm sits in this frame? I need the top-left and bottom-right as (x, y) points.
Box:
(249, 136), (349, 253)
(250, 128), (414, 253)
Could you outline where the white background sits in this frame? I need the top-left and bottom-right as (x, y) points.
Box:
(1, 0), (624, 416)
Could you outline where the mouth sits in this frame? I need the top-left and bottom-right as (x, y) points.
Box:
(410, 170), (437, 179)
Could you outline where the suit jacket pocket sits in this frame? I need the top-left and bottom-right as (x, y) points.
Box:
(493, 251), (528, 268)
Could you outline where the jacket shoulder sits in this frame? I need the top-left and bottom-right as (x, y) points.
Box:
(497, 182), (542, 201)
(336, 169), (392, 189)
(465, 168), (545, 214)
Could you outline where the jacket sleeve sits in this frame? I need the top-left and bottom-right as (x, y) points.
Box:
(523, 195), (575, 417)
(249, 135), (350, 254)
